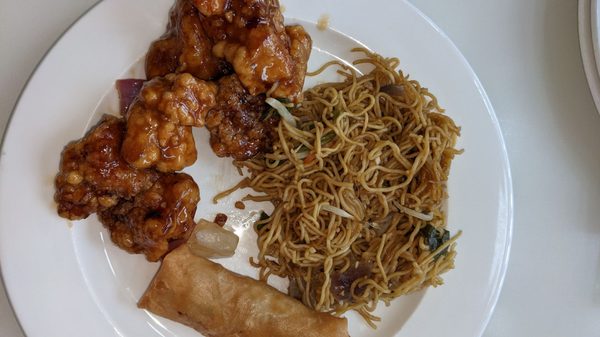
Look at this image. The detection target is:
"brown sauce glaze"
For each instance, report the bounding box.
[146,0,232,81]
[205,75,279,160]
[193,0,312,102]
[54,116,159,220]
[98,173,200,262]
[122,73,217,172]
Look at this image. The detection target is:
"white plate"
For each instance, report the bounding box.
[580,0,600,112]
[0,1,513,336]
[591,0,600,77]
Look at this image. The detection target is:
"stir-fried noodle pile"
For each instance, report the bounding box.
[218,48,462,327]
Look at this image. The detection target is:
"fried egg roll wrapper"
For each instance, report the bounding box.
[138,245,349,337]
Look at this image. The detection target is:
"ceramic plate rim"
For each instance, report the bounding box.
[579,0,600,113]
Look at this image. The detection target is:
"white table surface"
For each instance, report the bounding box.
[1,0,599,336]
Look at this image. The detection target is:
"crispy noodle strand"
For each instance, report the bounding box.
[224,48,462,327]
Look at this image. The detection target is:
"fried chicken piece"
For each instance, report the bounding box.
[211,26,292,97]
[137,73,218,127]
[98,173,200,262]
[205,75,279,160]
[146,0,231,80]
[273,25,312,100]
[194,0,286,38]
[193,0,312,102]
[122,73,217,172]
[123,108,197,173]
[54,116,159,220]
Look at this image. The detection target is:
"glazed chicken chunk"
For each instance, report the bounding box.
[146,0,231,80]
[193,0,312,102]
[276,25,312,100]
[53,0,316,264]
[98,173,200,262]
[122,73,217,172]
[54,116,159,220]
[205,74,279,160]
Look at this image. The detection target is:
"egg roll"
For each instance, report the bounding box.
[138,245,349,337]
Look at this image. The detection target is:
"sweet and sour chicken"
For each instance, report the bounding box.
[193,0,312,102]
[122,73,217,172]
[55,0,311,261]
